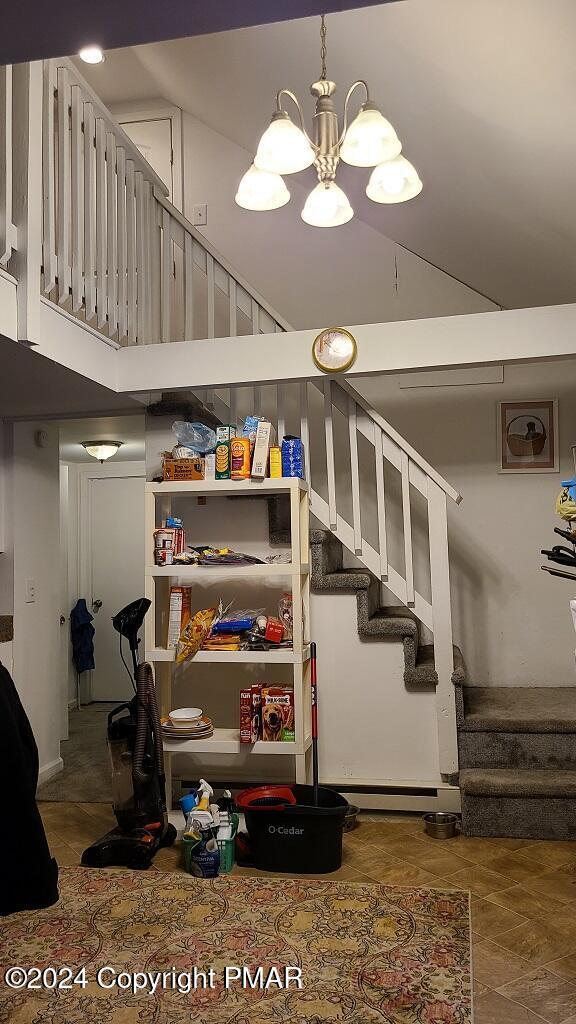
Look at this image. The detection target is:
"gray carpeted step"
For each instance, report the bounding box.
[460,767,576,839]
[461,686,576,733]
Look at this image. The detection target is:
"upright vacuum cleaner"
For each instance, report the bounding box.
[82,598,176,869]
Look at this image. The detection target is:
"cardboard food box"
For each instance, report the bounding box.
[261,686,295,742]
[251,420,276,480]
[167,587,192,649]
[163,457,204,481]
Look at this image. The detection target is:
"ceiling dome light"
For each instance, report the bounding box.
[81,440,122,463]
[235,164,290,211]
[254,112,316,175]
[340,103,401,167]
[366,155,423,203]
[301,182,353,228]
[79,46,105,65]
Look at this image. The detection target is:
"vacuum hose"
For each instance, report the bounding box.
[133,662,165,786]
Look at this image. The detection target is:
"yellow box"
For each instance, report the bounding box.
[269,447,282,478]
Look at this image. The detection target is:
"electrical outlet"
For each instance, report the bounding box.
[25,578,36,603]
[192,204,207,226]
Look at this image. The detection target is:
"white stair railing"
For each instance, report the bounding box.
[205,378,461,775]
[0,64,17,269]
[40,58,291,347]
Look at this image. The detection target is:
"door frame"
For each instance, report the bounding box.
[73,460,145,706]
[111,103,184,212]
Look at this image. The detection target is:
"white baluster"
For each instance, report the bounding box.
[116,146,127,341]
[125,159,137,344]
[41,62,57,289]
[228,277,237,337]
[149,192,160,343]
[184,231,194,339]
[348,397,362,555]
[374,423,388,582]
[56,66,71,304]
[143,180,153,343]
[83,101,96,322]
[135,170,145,343]
[324,379,337,530]
[95,118,107,330]
[251,298,260,335]
[300,382,310,483]
[106,131,118,336]
[427,477,457,774]
[401,451,415,606]
[206,252,215,338]
[70,85,83,312]
[161,206,171,343]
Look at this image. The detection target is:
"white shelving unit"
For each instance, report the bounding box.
[144,477,312,796]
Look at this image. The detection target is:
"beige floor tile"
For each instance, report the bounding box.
[362,860,445,888]
[341,840,397,872]
[545,955,576,983]
[473,979,491,998]
[373,835,472,876]
[521,842,576,869]
[474,990,552,1023]
[490,919,576,966]
[472,939,534,988]
[481,852,550,885]
[485,885,567,920]
[38,803,97,833]
[498,967,576,1024]
[471,898,528,939]
[50,843,82,866]
[443,864,514,897]
[524,872,576,906]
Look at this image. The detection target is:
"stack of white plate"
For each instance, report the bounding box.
[161,707,213,739]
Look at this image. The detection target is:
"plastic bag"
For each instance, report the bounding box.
[556,479,576,521]
[172,421,217,454]
[211,609,265,634]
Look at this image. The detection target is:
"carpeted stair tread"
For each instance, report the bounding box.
[460,767,576,798]
[363,605,419,639]
[462,686,576,733]
[321,568,373,591]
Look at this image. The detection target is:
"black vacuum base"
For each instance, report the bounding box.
[81,824,177,870]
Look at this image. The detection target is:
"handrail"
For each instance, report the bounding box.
[153,188,293,333]
[48,58,169,197]
[336,378,462,505]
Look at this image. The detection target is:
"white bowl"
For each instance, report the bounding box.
[169,707,203,730]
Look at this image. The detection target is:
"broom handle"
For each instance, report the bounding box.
[310,641,319,805]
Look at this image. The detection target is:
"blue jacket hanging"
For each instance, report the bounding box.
[70,599,95,674]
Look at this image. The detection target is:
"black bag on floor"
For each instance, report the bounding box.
[0,661,59,916]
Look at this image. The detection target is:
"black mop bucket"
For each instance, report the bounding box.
[237,784,348,874]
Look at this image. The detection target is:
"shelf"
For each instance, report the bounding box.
[162,728,312,756]
[146,563,308,578]
[146,478,308,497]
[146,646,310,664]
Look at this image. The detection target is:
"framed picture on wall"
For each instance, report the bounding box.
[497,399,558,473]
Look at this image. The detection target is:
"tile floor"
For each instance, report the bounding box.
[39,800,576,1024]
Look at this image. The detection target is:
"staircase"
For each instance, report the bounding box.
[456,683,576,839]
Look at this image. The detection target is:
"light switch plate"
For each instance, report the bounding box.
[25,578,36,603]
[192,204,207,226]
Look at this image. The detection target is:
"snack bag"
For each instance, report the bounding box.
[177,607,217,663]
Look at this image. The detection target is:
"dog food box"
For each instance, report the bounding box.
[239,687,252,744]
[261,686,295,742]
[250,684,262,743]
[251,420,276,480]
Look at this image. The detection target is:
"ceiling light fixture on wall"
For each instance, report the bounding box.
[236,15,422,227]
[81,440,122,463]
[79,45,105,65]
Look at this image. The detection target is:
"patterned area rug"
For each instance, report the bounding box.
[1,868,471,1023]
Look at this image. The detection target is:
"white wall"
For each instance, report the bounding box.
[180,111,497,331]
[355,358,576,688]
[12,421,62,780]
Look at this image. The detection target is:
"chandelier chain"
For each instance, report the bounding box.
[320,15,327,80]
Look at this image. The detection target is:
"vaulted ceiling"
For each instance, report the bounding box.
[79,0,576,311]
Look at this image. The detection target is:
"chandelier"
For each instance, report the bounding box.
[235,16,422,227]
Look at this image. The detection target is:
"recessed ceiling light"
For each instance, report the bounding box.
[81,440,122,462]
[79,46,105,65]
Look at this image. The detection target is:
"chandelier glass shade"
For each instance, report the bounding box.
[235,164,290,210]
[235,16,422,227]
[81,441,123,463]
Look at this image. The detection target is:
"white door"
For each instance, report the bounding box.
[89,475,145,701]
[120,118,174,201]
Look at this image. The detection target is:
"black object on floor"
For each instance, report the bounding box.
[0,661,59,916]
[237,784,348,874]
